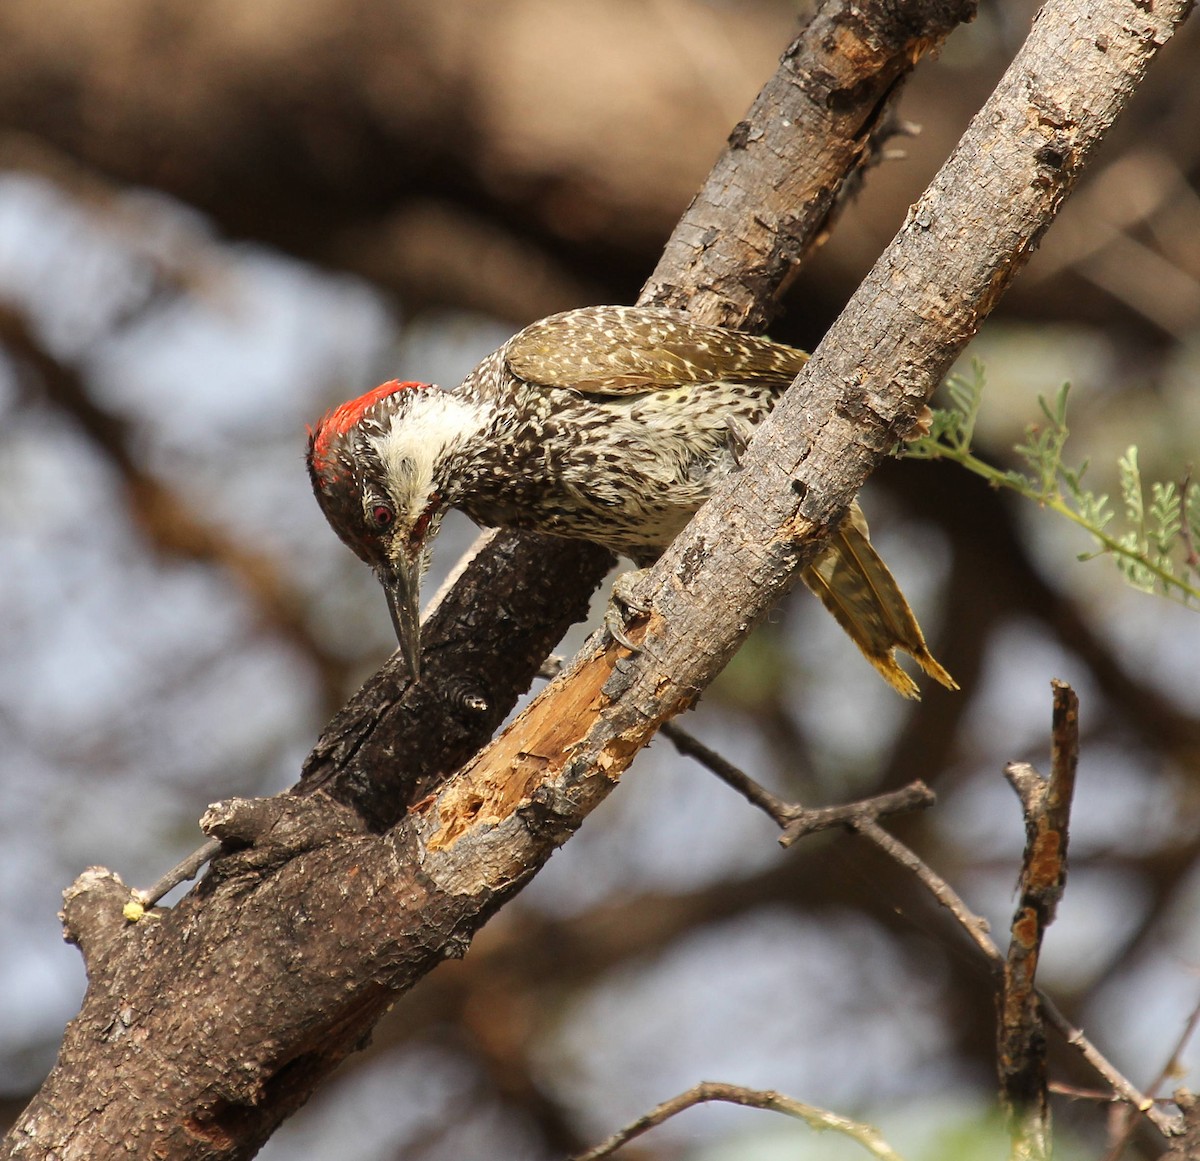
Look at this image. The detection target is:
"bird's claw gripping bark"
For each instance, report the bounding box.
[604,568,651,652]
[724,415,752,467]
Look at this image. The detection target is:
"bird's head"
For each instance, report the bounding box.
[307,379,476,677]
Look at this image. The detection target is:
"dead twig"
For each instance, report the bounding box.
[659,712,1177,1139]
[660,722,802,824]
[132,839,224,911]
[856,815,1177,1136]
[853,817,997,959]
[997,680,1080,1159]
[660,722,936,841]
[571,1080,905,1161]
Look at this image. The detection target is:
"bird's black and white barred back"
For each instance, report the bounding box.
[306,305,956,696]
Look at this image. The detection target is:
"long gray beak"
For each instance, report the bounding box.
[381,557,422,679]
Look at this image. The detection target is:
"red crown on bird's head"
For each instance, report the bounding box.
[307,380,434,482]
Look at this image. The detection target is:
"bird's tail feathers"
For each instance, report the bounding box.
[801,504,957,699]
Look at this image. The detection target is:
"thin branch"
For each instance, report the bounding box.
[1038,995,1174,1136]
[778,785,937,847]
[571,1081,906,1161]
[132,840,224,911]
[1050,1082,1123,1103]
[1101,990,1200,1161]
[853,822,1178,1138]
[853,817,998,961]
[659,722,799,823]
[663,714,1179,1139]
[660,722,936,841]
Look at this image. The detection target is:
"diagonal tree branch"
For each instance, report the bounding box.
[407,0,1190,891]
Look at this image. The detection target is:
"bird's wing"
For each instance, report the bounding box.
[503,306,808,396]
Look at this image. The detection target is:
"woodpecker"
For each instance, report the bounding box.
[307,305,956,697]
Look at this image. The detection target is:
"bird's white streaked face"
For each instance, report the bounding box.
[368,389,480,537]
[307,381,486,677]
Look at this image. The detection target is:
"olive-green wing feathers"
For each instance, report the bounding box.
[504,306,808,396]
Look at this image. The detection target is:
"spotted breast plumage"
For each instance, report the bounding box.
[307,305,956,697]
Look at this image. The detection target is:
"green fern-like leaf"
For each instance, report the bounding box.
[1150,481,1181,563]
[902,368,1200,605]
[1077,487,1113,534]
[1118,448,1145,534]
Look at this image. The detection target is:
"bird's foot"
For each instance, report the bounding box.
[605,568,651,652]
[724,416,752,467]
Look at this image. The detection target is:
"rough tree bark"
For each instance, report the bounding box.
[6,0,1192,1157]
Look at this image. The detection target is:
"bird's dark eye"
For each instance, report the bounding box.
[371,503,395,529]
